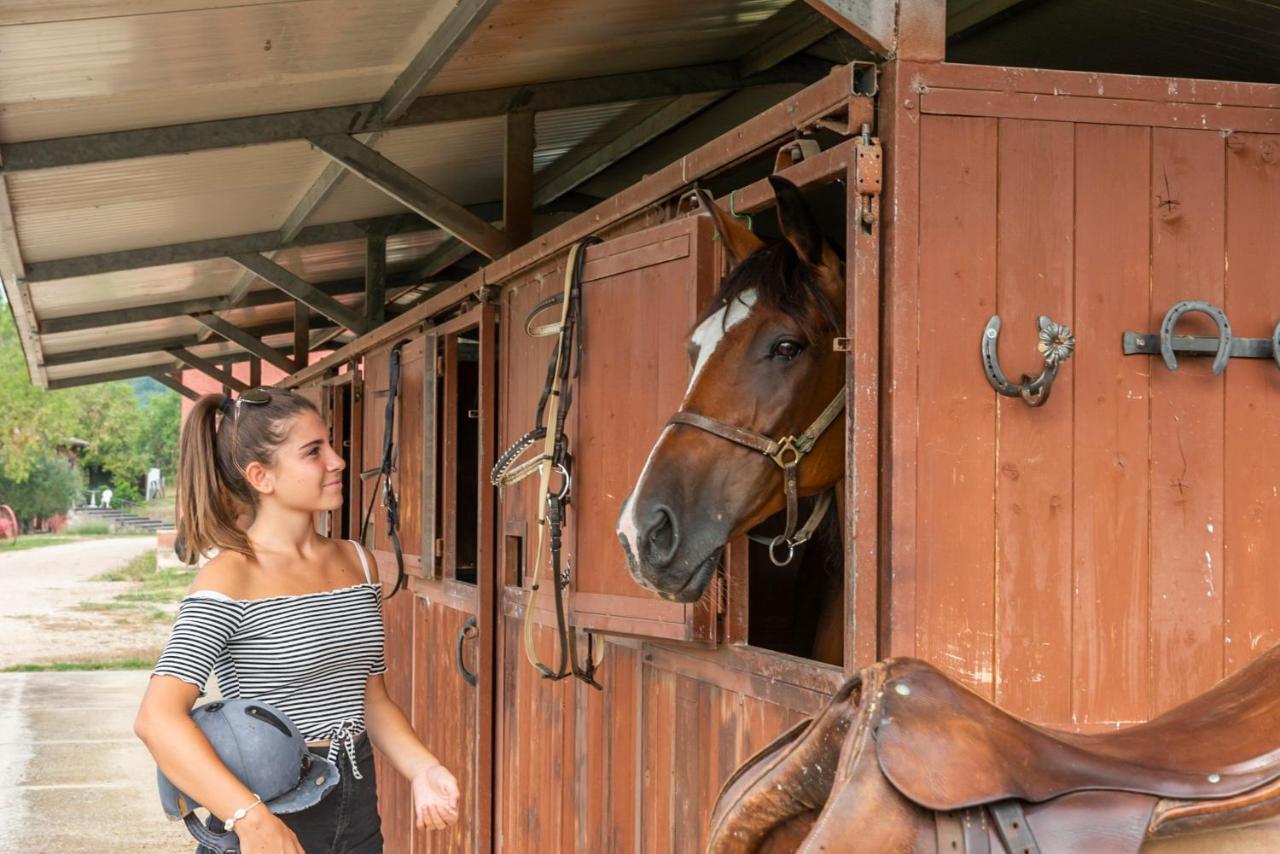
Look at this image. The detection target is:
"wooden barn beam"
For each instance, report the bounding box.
[0,154,45,385]
[48,364,181,390]
[22,213,425,284]
[37,276,381,335]
[231,253,369,335]
[533,92,724,207]
[0,59,829,172]
[277,0,501,243]
[309,134,509,259]
[192,313,298,374]
[504,112,535,248]
[152,372,202,402]
[365,233,387,329]
[42,316,333,367]
[294,302,310,370]
[248,358,262,388]
[378,0,503,125]
[804,0,943,60]
[739,1,838,77]
[167,348,250,393]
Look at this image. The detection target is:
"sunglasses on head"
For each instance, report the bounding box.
[234,387,272,418]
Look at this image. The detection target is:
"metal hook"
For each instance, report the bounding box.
[1160,300,1232,376]
[982,315,1076,408]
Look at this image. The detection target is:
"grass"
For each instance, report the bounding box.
[92,551,193,605]
[0,531,153,553]
[2,658,155,672]
[66,521,111,535]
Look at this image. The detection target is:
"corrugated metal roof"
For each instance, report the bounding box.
[423,0,790,95]
[0,0,457,142]
[1,0,810,387]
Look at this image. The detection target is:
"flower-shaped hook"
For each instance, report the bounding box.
[982,315,1076,408]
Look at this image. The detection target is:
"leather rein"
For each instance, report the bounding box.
[667,387,845,566]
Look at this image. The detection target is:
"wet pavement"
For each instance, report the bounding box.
[0,670,193,853]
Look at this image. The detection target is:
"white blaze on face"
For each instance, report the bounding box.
[617,290,758,559]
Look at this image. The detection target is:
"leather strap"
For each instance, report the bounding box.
[989,801,1040,854]
[359,340,409,598]
[668,387,845,565]
[935,808,992,854]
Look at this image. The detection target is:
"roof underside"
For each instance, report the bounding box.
[3,0,1276,389]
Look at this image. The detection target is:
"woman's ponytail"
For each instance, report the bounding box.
[176,394,252,563]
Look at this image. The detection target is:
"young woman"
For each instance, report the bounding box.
[135,388,459,853]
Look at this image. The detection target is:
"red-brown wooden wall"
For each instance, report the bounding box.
[881,62,1280,730]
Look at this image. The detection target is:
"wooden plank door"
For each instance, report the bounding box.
[408,305,497,854]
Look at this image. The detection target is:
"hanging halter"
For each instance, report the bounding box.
[667,387,845,566]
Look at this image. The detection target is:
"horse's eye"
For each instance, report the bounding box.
[770,339,805,361]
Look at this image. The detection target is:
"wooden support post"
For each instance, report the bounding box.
[366,233,387,329]
[503,112,535,248]
[249,357,262,389]
[294,302,310,371]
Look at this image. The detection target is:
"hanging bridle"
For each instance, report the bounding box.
[491,237,604,689]
[667,387,845,566]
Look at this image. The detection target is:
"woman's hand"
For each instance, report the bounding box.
[411,763,460,831]
[233,808,305,854]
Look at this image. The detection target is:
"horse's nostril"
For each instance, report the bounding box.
[642,506,679,568]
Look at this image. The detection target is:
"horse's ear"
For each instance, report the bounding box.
[768,175,824,267]
[696,188,764,268]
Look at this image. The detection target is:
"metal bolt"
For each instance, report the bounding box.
[894,683,911,696]
[986,328,998,339]
[316,776,326,785]
[1207,773,1221,784]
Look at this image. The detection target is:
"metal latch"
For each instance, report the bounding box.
[855,124,882,227]
[773,138,821,173]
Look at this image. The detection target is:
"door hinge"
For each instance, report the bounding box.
[855,124,882,227]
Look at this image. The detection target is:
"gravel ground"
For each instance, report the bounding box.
[0,537,176,669]
[0,538,195,851]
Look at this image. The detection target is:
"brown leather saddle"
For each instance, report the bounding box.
[708,646,1280,852]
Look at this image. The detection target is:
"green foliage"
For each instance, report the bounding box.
[0,306,181,499]
[0,452,83,523]
[1,658,154,672]
[66,521,111,535]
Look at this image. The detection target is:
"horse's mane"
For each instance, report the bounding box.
[699,240,841,345]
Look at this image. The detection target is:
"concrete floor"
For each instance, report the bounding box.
[0,670,194,853]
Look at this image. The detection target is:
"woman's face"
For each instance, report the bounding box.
[252,409,346,514]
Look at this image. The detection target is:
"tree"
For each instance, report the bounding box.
[0,303,80,481]
[0,452,83,524]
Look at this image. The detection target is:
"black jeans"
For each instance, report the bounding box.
[197,734,383,854]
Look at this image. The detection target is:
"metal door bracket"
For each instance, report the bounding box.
[855,125,882,227]
[1124,300,1280,374]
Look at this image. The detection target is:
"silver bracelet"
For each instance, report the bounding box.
[223,793,263,832]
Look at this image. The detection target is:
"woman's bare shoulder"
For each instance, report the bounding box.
[186,551,253,599]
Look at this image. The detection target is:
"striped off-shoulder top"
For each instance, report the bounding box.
[152,539,386,777]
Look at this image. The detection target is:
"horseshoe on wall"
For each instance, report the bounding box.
[1160,300,1232,376]
[982,315,1076,408]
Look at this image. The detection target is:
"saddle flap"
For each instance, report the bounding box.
[873,659,1280,811]
[707,676,860,850]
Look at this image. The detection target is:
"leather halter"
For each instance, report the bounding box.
[667,387,845,566]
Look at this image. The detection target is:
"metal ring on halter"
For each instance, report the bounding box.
[549,463,571,502]
[768,535,796,567]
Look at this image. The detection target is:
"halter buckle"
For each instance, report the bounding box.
[768,535,797,567]
[770,436,804,468]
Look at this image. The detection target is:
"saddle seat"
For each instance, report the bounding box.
[875,644,1280,812]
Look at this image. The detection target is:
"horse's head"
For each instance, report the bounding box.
[617,176,846,602]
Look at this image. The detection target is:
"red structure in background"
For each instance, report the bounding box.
[177,357,331,422]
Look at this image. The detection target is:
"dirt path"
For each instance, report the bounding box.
[0,537,175,668]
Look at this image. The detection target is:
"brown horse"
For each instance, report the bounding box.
[616,176,846,664]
